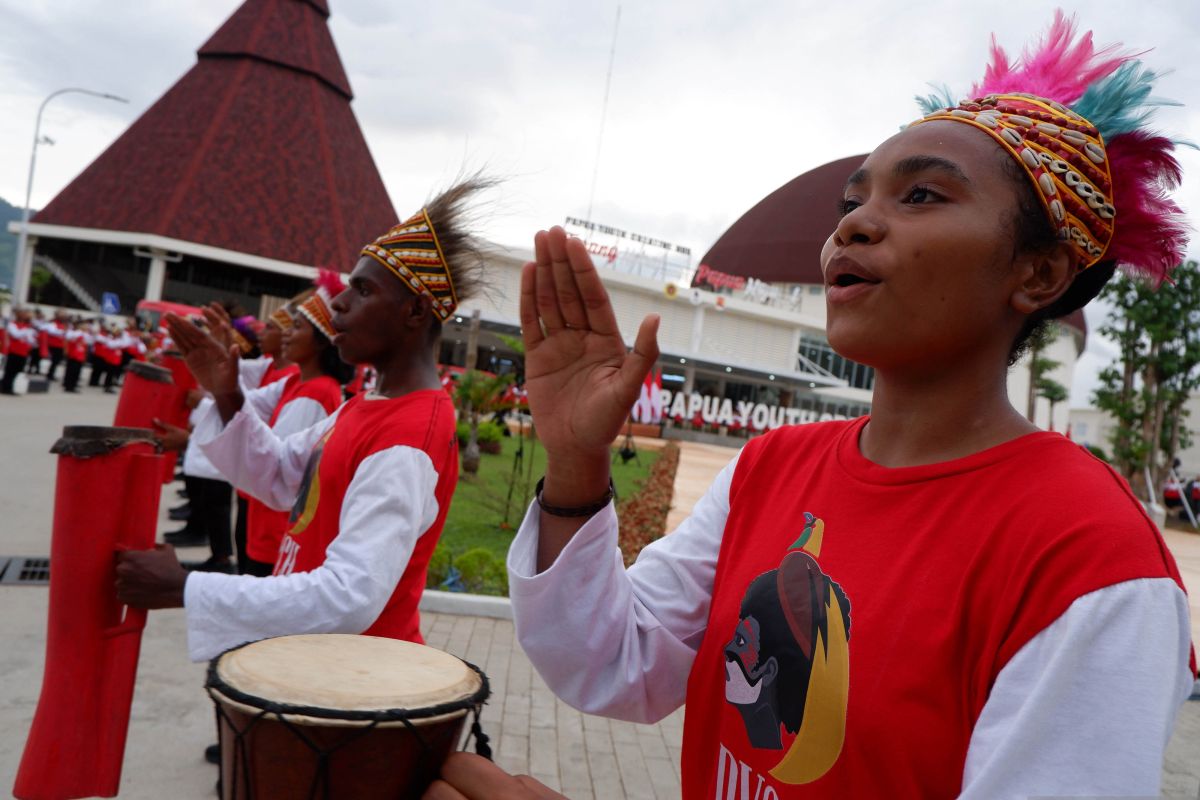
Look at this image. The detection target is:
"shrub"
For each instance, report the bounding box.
[453,547,509,596]
[616,443,680,566]
[426,543,452,587]
[456,420,505,446]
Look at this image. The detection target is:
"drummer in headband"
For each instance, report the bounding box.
[116,178,493,661]
[426,15,1195,800]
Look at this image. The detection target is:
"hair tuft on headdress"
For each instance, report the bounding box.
[972,10,1135,105]
[1104,131,1188,282]
[313,268,346,300]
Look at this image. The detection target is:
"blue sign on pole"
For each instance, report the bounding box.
[101,292,121,315]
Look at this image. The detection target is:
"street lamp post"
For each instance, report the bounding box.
[12,88,128,306]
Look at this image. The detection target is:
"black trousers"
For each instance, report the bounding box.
[26,352,41,374]
[1,353,28,394]
[88,354,104,386]
[234,495,274,576]
[63,359,83,391]
[47,346,64,381]
[186,475,234,560]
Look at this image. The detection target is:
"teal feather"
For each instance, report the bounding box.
[914,84,956,115]
[1071,61,1180,139]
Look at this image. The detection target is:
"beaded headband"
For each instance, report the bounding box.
[297,270,344,341]
[912,12,1188,283]
[268,306,294,330]
[360,209,458,322]
[911,94,1114,269]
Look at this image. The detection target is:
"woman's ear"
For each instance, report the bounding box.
[1011,242,1075,315]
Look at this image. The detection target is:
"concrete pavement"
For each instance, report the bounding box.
[1,386,1198,797]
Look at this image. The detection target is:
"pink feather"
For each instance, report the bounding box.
[313,268,346,298]
[1104,131,1189,284]
[972,10,1136,105]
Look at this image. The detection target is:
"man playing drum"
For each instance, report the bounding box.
[115,179,491,661]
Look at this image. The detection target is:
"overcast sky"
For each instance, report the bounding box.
[1,0,1197,407]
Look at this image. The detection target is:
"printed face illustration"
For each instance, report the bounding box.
[725,615,779,705]
[722,531,852,768]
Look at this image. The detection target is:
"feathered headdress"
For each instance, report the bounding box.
[912,11,1188,284]
[297,269,344,340]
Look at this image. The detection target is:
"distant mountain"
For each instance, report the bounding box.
[0,197,26,291]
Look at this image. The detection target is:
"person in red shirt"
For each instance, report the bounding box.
[1,308,38,395]
[429,17,1195,800]
[115,178,490,661]
[236,276,354,576]
[62,317,88,393]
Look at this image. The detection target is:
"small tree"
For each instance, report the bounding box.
[456,369,514,474]
[28,265,52,303]
[1092,260,1200,497]
[1036,378,1068,431]
[1025,324,1060,422]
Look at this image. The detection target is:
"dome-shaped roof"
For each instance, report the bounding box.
[700,154,1085,338]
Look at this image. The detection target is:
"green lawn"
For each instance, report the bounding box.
[439,431,658,561]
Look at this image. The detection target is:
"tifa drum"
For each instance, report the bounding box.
[207,634,491,799]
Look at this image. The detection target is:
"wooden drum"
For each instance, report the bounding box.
[207,634,491,799]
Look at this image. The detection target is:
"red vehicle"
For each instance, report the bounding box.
[135,300,203,331]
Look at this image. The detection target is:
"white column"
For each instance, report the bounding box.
[13,236,36,306]
[689,305,705,354]
[144,250,167,302]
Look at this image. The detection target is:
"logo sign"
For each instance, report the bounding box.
[564,216,692,284]
[101,292,121,315]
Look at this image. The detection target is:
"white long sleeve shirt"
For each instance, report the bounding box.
[183,398,443,661]
[508,449,1193,797]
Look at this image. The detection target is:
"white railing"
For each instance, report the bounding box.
[33,254,101,312]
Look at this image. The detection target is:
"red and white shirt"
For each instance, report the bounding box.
[509,418,1194,798]
[4,321,37,357]
[241,373,344,562]
[185,389,458,660]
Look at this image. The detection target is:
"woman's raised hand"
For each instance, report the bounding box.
[163,311,240,398]
[201,302,236,352]
[520,227,659,503]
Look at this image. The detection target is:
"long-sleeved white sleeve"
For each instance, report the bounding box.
[238,356,272,391]
[272,397,332,438]
[509,457,1194,790]
[194,403,338,510]
[959,577,1192,798]
[182,444,441,661]
[507,453,741,723]
[238,376,287,423]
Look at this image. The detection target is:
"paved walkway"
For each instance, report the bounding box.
[0,387,1198,797]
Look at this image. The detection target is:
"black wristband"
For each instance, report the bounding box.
[535,477,614,518]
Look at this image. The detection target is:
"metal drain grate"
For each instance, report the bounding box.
[0,557,51,585]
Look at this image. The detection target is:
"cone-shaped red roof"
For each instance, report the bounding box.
[33,0,396,270]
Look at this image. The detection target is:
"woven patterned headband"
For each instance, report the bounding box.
[361,209,458,322]
[268,306,294,330]
[911,93,1114,269]
[297,270,344,341]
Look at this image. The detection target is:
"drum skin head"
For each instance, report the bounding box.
[216,634,482,715]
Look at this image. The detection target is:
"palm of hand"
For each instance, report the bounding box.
[185,338,236,394]
[525,330,634,453]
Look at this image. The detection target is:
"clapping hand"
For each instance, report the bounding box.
[519,227,659,503]
[164,307,240,399]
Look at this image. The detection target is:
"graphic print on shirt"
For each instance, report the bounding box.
[724,512,851,785]
[274,428,334,575]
